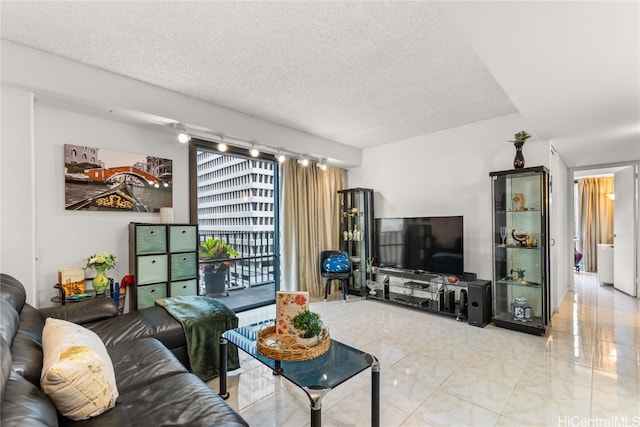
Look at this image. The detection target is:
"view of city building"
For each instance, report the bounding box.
[196,149,277,291]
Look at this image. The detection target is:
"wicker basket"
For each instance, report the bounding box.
[257,325,330,361]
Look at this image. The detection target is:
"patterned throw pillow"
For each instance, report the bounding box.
[41,318,118,421]
[323,252,351,273]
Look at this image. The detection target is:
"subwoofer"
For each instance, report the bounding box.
[467,280,491,327]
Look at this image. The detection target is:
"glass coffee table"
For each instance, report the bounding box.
[219,320,380,427]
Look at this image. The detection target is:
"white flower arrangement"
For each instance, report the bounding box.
[85,252,116,271]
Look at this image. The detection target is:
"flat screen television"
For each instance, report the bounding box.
[374,216,464,275]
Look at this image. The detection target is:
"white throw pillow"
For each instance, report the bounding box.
[41,318,119,420]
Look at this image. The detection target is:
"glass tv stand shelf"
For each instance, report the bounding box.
[371,268,468,320]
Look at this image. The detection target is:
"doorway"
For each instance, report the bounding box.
[570,162,638,298]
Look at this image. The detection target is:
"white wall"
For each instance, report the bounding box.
[348,113,550,282]
[549,146,571,313]
[1,86,37,301]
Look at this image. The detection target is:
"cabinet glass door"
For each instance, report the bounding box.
[338,188,374,296]
[491,167,550,335]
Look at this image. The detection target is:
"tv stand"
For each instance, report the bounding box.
[367,268,469,320]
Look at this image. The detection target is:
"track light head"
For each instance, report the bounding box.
[250,147,260,157]
[277,154,286,163]
[298,158,309,166]
[178,132,190,143]
[218,143,228,152]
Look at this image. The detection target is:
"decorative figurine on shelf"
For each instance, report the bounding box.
[512,193,526,211]
[511,268,526,283]
[512,297,528,321]
[512,229,528,246]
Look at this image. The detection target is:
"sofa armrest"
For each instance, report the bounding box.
[39,297,118,324]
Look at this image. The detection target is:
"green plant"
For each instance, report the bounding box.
[510,130,531,144]
[85,252,116,271]
[199,237,239,273]
[291,310,323,338]
[199,237,239,259]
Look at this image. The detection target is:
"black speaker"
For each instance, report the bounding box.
[439,289,455,313]
[467,280,491,327]
[457,289,468,321]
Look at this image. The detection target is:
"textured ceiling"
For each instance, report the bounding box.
[0,1,517,148]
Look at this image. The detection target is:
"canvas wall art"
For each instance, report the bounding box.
[64,144,172,212]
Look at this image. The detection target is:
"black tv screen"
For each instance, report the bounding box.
[374,216,464,275]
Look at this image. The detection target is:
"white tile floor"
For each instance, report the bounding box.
[208,273,640,426]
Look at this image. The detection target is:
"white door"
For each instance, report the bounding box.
[613,166,637,296]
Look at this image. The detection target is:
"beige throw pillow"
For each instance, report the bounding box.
[41,318,118,420]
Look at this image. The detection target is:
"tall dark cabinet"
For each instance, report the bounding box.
[490,166,550,335]
[338,188,374,296]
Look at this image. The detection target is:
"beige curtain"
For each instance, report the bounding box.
[578,177,614,272]
[281,160,345,297]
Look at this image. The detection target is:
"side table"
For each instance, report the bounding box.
[51,279,114,305]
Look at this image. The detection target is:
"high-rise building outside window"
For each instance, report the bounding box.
[194,145,279,308]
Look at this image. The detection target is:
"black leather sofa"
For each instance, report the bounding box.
[0,273,248,426]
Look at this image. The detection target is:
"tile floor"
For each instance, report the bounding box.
[208,273,640,426]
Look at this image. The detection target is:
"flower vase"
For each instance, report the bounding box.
[92,266,109,295]
[513,141,525,169]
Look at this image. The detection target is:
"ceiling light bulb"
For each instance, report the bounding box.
[250,148,260,157]
[218,143,228,152]
[277,154,286,163]
[178,132,190,143]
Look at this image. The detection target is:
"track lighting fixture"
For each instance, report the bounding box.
[169,123,331,168]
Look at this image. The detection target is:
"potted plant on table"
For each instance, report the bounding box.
[291,310,325,347]
[199,237,240,295]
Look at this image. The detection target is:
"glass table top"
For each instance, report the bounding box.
[223,320,374,390]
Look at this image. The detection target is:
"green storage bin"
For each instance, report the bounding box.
[170,252,197,280]
[136,283,168,310]
[170,279,198,297]
[135,225,167,254]
[137,254,168,285]
[169,225,197,252]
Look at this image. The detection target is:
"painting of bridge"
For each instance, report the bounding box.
[64,144,172,212]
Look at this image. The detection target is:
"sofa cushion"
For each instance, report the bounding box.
[0,299,19,345]
[61,372,249,427]
[41,318,119,421]
[0,273,27,312]
[107,337,187,394]
[1,371,58,427]
[11,304,45,385]
[87,306,186,350]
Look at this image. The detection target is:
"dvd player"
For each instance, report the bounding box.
[390,294,431,308]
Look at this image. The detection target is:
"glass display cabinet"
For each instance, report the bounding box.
[490,166,550,335]
[338,188,374,296]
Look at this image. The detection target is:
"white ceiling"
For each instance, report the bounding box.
[1,1,638,167]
